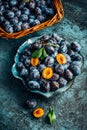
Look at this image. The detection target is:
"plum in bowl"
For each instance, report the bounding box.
[12,33,83,98]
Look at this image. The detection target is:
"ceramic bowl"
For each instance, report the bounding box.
[12,36,83,98]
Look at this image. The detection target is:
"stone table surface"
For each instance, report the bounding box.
[0,0,87,130]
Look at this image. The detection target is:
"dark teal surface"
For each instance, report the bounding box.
[0,0,87,130]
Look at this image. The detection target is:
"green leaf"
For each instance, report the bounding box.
[23,0,30,2]
[40,48,47,60]
[43,48,47,58]
[47,43,59,48]
[47,107,56,124]
[31,48,43,58]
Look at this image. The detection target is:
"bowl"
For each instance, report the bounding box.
[12,35,83,98]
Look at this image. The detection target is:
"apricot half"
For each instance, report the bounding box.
[56,53,66,64]
[42,67,53,79]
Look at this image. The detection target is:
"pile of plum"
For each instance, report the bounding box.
[16,33,82,93]
[0,0,55,33]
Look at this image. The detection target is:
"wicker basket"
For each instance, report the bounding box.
[0,0,64,39]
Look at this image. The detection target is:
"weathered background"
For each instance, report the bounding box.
[0,0,87,130]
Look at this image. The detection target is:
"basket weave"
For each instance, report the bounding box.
[0,0,64,39]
